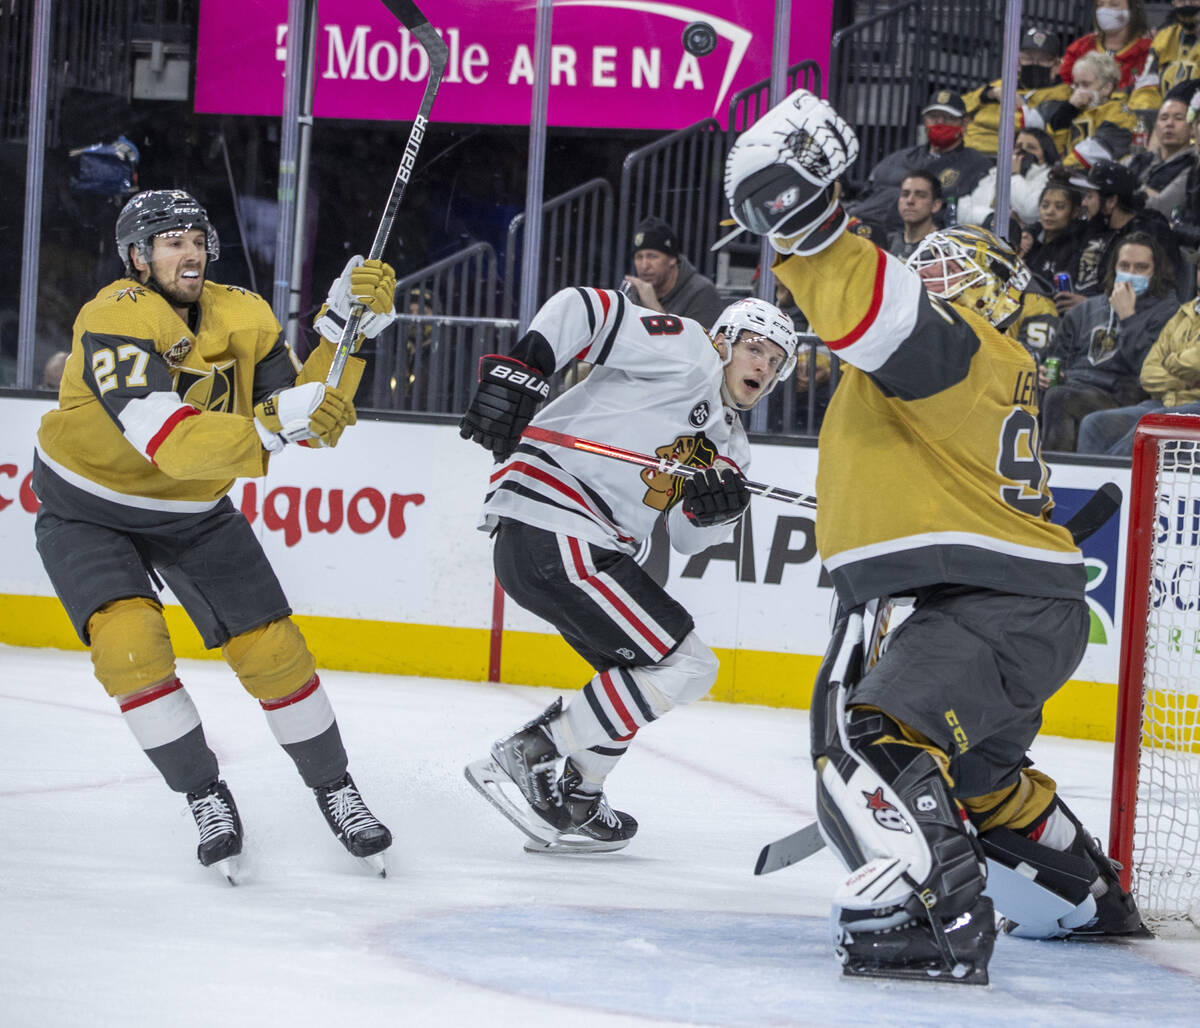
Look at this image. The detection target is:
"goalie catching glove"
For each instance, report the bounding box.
[681,460,749,527]
[254,382,355,451]
[314,255,397,351]
[459,354,551,461]
[724,88,859,256]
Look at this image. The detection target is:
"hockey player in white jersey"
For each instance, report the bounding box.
[459,288,797,852]
[724,89,1144,984]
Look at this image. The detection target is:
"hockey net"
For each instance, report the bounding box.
[1110,412,1200,930]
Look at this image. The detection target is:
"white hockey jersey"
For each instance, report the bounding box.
[480,287,750,555]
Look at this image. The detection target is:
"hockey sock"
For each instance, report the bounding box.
[551,666,658,754]
[565,742,631,794]
[117,678,219,793]
[260,675,348,788]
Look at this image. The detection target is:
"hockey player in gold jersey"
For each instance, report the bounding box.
[33,189,396,881]
[725,91,1145,982]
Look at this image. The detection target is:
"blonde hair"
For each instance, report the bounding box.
[1073,51,1121,92]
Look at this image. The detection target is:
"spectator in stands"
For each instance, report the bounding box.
[39,350,68,393]
[1127,84,1199,217]
[622,216,723,329]
[964,26,1069,156]
[1059,0,1153,94]
[1038,51,1139,169]
[846,89,992,234]
[887,171,944,260]
[959,128,1058,227]
[1040,232,1178,451]
[1135,0,1200,108]
[1078,256,1200,454]
[1023,180,1087,292]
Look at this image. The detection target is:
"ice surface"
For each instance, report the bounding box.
[2,644,1198,1026]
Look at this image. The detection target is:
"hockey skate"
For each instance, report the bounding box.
[522,759,638,855]
[464,699,569,848]
[313,772,392,877]
[186,779,243,885]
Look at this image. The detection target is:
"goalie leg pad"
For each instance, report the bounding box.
[88,597,177,698]
[222,617,317,700]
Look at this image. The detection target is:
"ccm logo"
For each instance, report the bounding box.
[488,365,550,397]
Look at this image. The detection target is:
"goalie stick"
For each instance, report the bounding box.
[521,426,817,510]
[326,0,449,388]
[753,482,1125,876]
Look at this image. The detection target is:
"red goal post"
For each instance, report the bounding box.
[1110,411,1200,930]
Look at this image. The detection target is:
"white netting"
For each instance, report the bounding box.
[1133,437,1200,927]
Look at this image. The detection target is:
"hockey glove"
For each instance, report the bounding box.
[681,462,750,527]
[724,88,859,256]
[254,382,355,451]
[459,354,551,461]
[314,256,398,351]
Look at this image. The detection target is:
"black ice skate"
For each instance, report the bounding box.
[1063,832,1150,939]
[186,779,243,885]
[464,698,570,846]
[314,772,392,877]
[522,759,638,855]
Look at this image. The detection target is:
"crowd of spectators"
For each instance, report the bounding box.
[816,0,1200,455]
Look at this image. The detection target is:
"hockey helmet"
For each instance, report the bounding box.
[905,224,1030,331]
[710,296,798,408]
[115,189,219,275]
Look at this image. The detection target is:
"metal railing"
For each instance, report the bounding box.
[502,178,614,318]
[614,118,728,286]
[366,243,517,413]
[726,60,824,135]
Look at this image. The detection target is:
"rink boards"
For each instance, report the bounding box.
[0,396,1131,741]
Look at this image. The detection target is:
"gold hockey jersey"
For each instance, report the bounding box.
[37,278,362,512]
[774,234,1084,607]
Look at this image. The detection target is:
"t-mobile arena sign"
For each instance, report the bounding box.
[195,0,833,130]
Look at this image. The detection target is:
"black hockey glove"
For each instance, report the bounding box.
[459,354,551,461]
[681,465,750,527]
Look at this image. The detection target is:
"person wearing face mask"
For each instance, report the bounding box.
[1077,255,1200,454]
[1126,83,1199,217]
[1133,0,1200,111]
[1039,233,1178,451]
[1060,1,1153,94]
[844,89,992,234]
[959,128,1059,227]
[964,26,1069,157]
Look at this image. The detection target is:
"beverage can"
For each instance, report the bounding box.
[1043,357,1062,387]
[1054,272,1072,294]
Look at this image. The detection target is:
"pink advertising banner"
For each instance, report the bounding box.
[195,0,833,130]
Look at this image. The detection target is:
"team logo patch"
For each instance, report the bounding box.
[616,647,636,662]
[224,284,248,295]
[175,359,237,413]
[109,285,147,303]
[640,431,718,512]
[863,787,913,834]
[689,401,711,428]
[162,336,192,369]
[765,186,799,214]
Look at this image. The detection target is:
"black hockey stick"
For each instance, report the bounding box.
[326,0,449,388]
[753,483,1125,876]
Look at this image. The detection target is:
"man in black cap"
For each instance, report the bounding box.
[846,89,993,234]
[964,25,1069,155]
[622,215,723,329]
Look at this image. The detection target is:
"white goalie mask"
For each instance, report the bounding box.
[710,297,799,410]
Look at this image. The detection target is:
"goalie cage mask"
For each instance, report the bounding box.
[116,189,220,276]
[905,224,1030,331]
[710,297,799,409]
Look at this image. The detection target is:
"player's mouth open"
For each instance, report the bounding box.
[743,377,761,391]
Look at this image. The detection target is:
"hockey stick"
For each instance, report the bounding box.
[753,483,1125,876]
[326,0,449,388]
[521,426,818,510]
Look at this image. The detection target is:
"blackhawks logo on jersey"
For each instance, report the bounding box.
[175,359,237,413]
[641,431,718,512]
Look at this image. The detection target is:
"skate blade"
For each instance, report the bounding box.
[357,852,388,878]
[464,757,560,846]
[210,855,240,886]
[840,959,988,986]
[523,835,630,855]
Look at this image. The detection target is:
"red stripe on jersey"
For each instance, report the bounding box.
[259,674,321,711]
[824,246,887,351]
[492,461,635,543]
[145,405,199,463]
[600,669,640,735]
[567,538,669,657]
[595,288,611,322]
[119,677,183,713]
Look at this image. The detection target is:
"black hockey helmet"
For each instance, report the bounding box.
[115,189,219,275]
